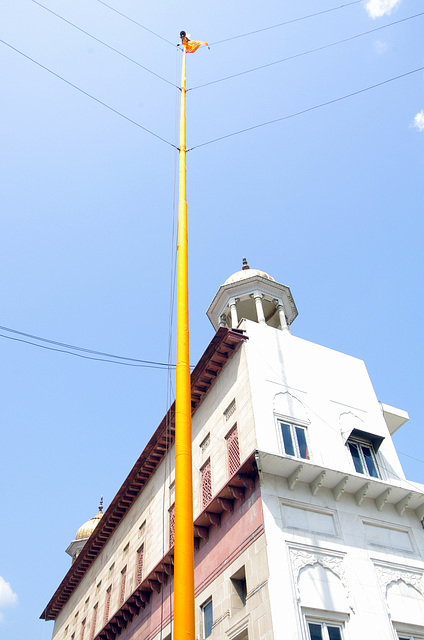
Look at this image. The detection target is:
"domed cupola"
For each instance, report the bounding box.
[66,498,104,563]
[207,258,298,331]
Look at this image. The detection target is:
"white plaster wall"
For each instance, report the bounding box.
[242,319,406,482]
[261,471,424,640]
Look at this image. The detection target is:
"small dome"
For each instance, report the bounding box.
[224,258,275,285]
[75,498,103,541]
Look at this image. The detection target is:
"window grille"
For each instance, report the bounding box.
[138,520,146,537]
[200,433,210,452]
[136,544,144,586]
[89,605,98,640]
[119,567,127,607]
[104,587,112,624]
[169,504,175,548]
[201,459,212,508]
[226,425,240,477]
[224,399,236,421]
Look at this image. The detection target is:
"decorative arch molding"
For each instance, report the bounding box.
[374,563,424,598]
[274,391,309,424]
[289,547,354,612]
[339,411,366,441]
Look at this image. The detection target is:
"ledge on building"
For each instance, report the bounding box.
[380,402,409,435]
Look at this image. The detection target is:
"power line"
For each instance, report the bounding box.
[96,0,175,48]
[398,451,424,466]
[32,0,179,89]
[189,11,424,91]
[0,37,178,150]
[210,0,362,46]
[189,66,424,151]
[0,332,173,369]
[0,324,172,367]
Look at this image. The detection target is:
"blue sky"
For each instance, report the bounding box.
[0,0,423,637]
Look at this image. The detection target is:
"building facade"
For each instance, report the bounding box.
[42,263,424,640]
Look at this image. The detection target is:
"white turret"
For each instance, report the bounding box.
[207,258,298,331]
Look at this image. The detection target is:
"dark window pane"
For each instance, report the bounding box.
[328,626,342,640]
[295,427,309,459]
[362,446,378,478]
[348,442,364,473]
[203,601,213,638]
[308,623,323,640]
[281,423,295,456]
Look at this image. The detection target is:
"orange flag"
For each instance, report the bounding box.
[185,40,208,53]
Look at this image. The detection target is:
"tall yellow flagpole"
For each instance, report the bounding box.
[174,31,194,640]
[174,31,208,640]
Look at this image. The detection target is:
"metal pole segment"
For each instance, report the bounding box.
[174,39,195,640]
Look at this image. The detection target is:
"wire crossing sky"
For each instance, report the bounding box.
[0,1,423,638]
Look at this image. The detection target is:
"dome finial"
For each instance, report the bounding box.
[99,496,103,513]
[242,257,249,270]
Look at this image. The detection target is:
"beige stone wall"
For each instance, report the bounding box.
[52,452,175,640]
[52,343,258,640]
[193,532,273,640]
[192,345,257,518]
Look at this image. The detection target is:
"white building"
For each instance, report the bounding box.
[42,262,424,640]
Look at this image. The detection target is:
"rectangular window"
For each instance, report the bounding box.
[80,619,86,640]
[230,566,247,609]
[224,398,236,421]
[169,503,175,548]
[307,621,343,640]
[104,586,112,624]
[200,432,211,452]
[201,459,212,508]
[136,544,144,586]
[347,439,379,477]
[280,421,309,459]
[226,424,240,477]
[201,598,213,638]
[119,566,127,607]
[89,604,98,640]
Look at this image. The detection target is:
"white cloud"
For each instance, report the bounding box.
[365,0,402,18]
[0,577,17,620]
[413,110,424,132]
[373,39,389,54]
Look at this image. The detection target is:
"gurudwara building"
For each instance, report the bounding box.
[42,262,424,640]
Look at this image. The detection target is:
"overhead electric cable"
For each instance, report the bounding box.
[210,0,361,45]
[96,0,175,48]
[189,11,424,91]
[0,324,173,367]
[398,451,424,466]
[0,332,172,369]
[0,38,177,149]
[189,66,424,151]
[32,0,179,89]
